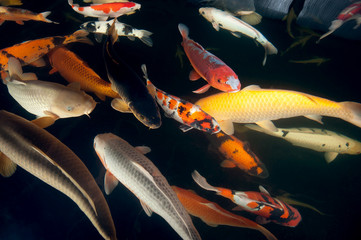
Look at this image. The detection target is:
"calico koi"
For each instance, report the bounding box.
[192,170,302,227]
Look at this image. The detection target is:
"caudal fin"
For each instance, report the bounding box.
[191,170,220,193]
[178,23,189,39]
[340,101,361,129]
[39,11,59,24]
[139,30,153,47]
[66,29,93,45]
[262,42,278,66]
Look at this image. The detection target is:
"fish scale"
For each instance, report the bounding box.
[94,134,201,240]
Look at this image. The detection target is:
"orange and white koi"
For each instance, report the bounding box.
[172,186,278,240]
[318,1,361,42]
[0,6,57,25]
[178,23,240,94]
[0,29,92,71]
[142,64,220,134]
[192,171,302,227]
[207,132,268,178]
[68,0,141,21]
[48,47,119,101]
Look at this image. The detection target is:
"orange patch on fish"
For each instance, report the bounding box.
[90,2,136,13]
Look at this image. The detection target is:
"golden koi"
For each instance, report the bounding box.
[0,6,57,25]
[195,85,361,135]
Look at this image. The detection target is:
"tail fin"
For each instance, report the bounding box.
[141,64,156,97]
[107,19,119,45]
[39,11,59,24]
[66,29,93,45]
[139,30,153,47]
[178,23,189,39]
[340,101,361,129]
[191,170,220,193]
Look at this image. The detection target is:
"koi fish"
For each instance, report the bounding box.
[48,47,119,101]
[4,57,96,127]
[0,29,92,71]
[68,0,141,21]
[276,193,326,216]
[192,170,302,227]
[0,0,22,6]
[93,133,202,240]
[245,124,361,163]
[0,6,57,25]
[199,7,277,66]
[84,0,129,3]
[178,23,240,94]
[142,64,220,134]
[206,131,268,178]
[103,19,161,129]
[318,1,361,42]
[282,0,306,39]
[0,110,117,240]
[195,84,361,135]
[172,186,278,240]
[80,19,153,46]
[289,57,330,66]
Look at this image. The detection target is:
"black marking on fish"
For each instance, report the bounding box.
[178,105,186,115]
[1,50,26,65]
[52,36,65,46]
[82,22,96,32]
[282,130,289,137]
[232,149,238,154]
[322,144,326,147]
[122,24,133,35]
[310,128,315,132]
[338,145,341,148]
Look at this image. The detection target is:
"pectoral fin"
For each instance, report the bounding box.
[189,69,201,81]
[135,146,151,154]
[179,125,193,132]
[259,185,270,195]
[49,67,58,75]
[67,82,81,90]
[231,32,242,38]
[31,116,56,128]
[212,21,220,31]
[140,200,153,217]
[193,84,211,94]
[29,58,46,67]
[255,120,278,132]
[218,120,234,135]
[95,92,106,101]
[220,160,236,168]
[324,152,338,163]
[305,115,323,124]
[0,152,17,177]
[111,98,132,113]
[104,170,119,195]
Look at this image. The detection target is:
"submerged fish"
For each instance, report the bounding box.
[282,0,306,38]
[68,0,141,21]
[80,19,153,46]
[289,57,330,66]
[192,171,302,227]
[318,1,361,42]
[207,131,268,178]
[48,47,119,101]
[0,110,116,240]
[245,124,361,163]
[172,186,278,240]
[142,64,220,134]
[195,85,361,135]
[199,7,277,66]
[0,0,22,6]
[0,6,57,25]
[103,20,161,129]
[4,57,96,126]
[0,29,92,71]
[178,23,240,94]
[94,133,202,240]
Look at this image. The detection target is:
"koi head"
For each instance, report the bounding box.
[52,90,96,118]
[129,101,162,129]
[199,7,214,22]
[210,68,241,93]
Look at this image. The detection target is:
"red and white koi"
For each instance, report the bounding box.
[68,0,141,21]
[178,23,241,94]
[192,170,302,227]
[318,1,361,42]
[142,65,220,134]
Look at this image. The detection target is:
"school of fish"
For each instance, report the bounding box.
[0,0,360,240]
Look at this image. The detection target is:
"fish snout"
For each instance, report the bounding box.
[225,75,241,92]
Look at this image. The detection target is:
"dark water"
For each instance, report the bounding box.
[1,0,361,239]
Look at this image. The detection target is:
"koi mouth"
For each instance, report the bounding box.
[225,76,240,91]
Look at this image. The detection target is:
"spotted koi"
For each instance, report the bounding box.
[142,64,220,134]
[68,0,141,21]
[192,170,302,227]
[178,23,240,94]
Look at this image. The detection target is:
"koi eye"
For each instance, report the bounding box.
[201,11,205,15]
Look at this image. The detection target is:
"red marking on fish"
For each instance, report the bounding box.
[337,1,361,21]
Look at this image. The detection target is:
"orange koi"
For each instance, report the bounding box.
[0,6,57,25]
[48,47,119,100]
[192,171,302,227]
[68,0,140,21]
[172,186,278,240]
[0,29,92,71]
[178,23,240,94]
[207,132,268,178]
[142,65,220,134]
